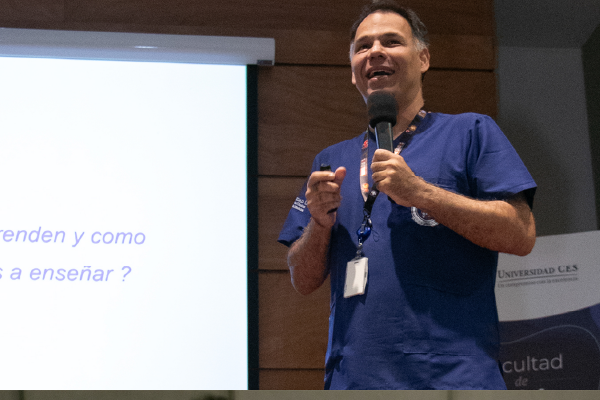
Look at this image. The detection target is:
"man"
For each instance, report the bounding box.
[278,0,536,390]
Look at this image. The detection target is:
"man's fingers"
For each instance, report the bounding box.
[333,166,347,186]
[372,149,394,163]
[313,190,341,206]
[305,167,345,220]
[307,170,335,187]
[315,180,342,194]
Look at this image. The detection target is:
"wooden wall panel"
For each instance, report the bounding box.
[257,65,365,177]
[259,369,325,390]
[428,34,495,71]
[0,0,63,21]
[61,0,493,36]
[424,70,497,117]
[259,177,306,271]
[259,67,497,177]
[258,272,329,369]
[63,0,363,31]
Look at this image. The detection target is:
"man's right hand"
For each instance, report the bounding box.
[305,166,347,228]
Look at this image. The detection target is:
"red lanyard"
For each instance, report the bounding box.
[360,109,427,202]
[355,110,427,256]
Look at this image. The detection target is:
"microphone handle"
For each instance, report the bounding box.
[373,122,397,204]
[375,121,394,152]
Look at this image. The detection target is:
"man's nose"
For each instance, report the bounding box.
[368,41,385,58]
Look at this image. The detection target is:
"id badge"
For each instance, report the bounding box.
[344,257,368,298]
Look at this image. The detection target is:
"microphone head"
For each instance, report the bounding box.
[367,91,398,127]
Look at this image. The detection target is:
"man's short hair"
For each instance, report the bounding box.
[349,0,429,54]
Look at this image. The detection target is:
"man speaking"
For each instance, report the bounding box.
[278,0,536,389]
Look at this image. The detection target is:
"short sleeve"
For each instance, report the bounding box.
[277,178,311,247]
[467,116,536,207]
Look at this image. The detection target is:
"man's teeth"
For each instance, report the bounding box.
[370,71,392,78]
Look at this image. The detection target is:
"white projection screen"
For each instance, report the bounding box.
[0,28,273,389]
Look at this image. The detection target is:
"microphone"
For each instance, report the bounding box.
[366,91,399,207]
[367,91,398,152]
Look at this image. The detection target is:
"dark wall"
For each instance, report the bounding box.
[583,24,600,230]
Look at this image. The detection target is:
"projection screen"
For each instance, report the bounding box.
[0,28,273,390]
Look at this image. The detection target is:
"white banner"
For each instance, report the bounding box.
[497,230,600,322]
[496,230,600,389]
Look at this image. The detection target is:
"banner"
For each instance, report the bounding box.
[496,230,600,389]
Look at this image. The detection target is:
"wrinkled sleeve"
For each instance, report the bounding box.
[467,116,536,208]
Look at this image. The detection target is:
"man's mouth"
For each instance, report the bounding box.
[367,70,394,79]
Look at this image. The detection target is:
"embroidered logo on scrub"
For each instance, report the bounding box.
[292,197,307,212]
[411,207,439,227]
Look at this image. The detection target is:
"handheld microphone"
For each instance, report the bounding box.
[367,91,398,152]
[366,91,399,205]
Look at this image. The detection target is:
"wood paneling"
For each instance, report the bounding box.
[61,0,493,36]
[63,0,363,31]
[258,66,497,177]
[0,0,63,21]
[424,70,497,117]
[259,272,329,369]
[257,65,365,177]
[259,177,306,271]
[259,369,325,390]
[428,34,495,71]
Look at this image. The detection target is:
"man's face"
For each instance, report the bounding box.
[351,11,430,107]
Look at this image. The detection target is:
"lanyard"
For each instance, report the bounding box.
[355,110,427,258]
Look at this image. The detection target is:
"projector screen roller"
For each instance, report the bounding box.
[0,56,249,389]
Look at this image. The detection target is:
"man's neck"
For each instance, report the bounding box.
[392,97,425,139]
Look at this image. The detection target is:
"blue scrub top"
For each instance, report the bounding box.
[279,112,536,389]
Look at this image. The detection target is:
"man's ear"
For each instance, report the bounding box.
[351,69,357,85]
[419,47,430,73]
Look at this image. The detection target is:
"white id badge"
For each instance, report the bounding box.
[344,257,368,298]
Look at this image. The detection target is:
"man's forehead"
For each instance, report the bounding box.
[354,11,412,41]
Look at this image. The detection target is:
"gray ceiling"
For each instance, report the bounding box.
[495,0,600,48]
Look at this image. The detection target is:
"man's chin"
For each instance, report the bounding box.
[368,79,396,91]
[367,86,396,98]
